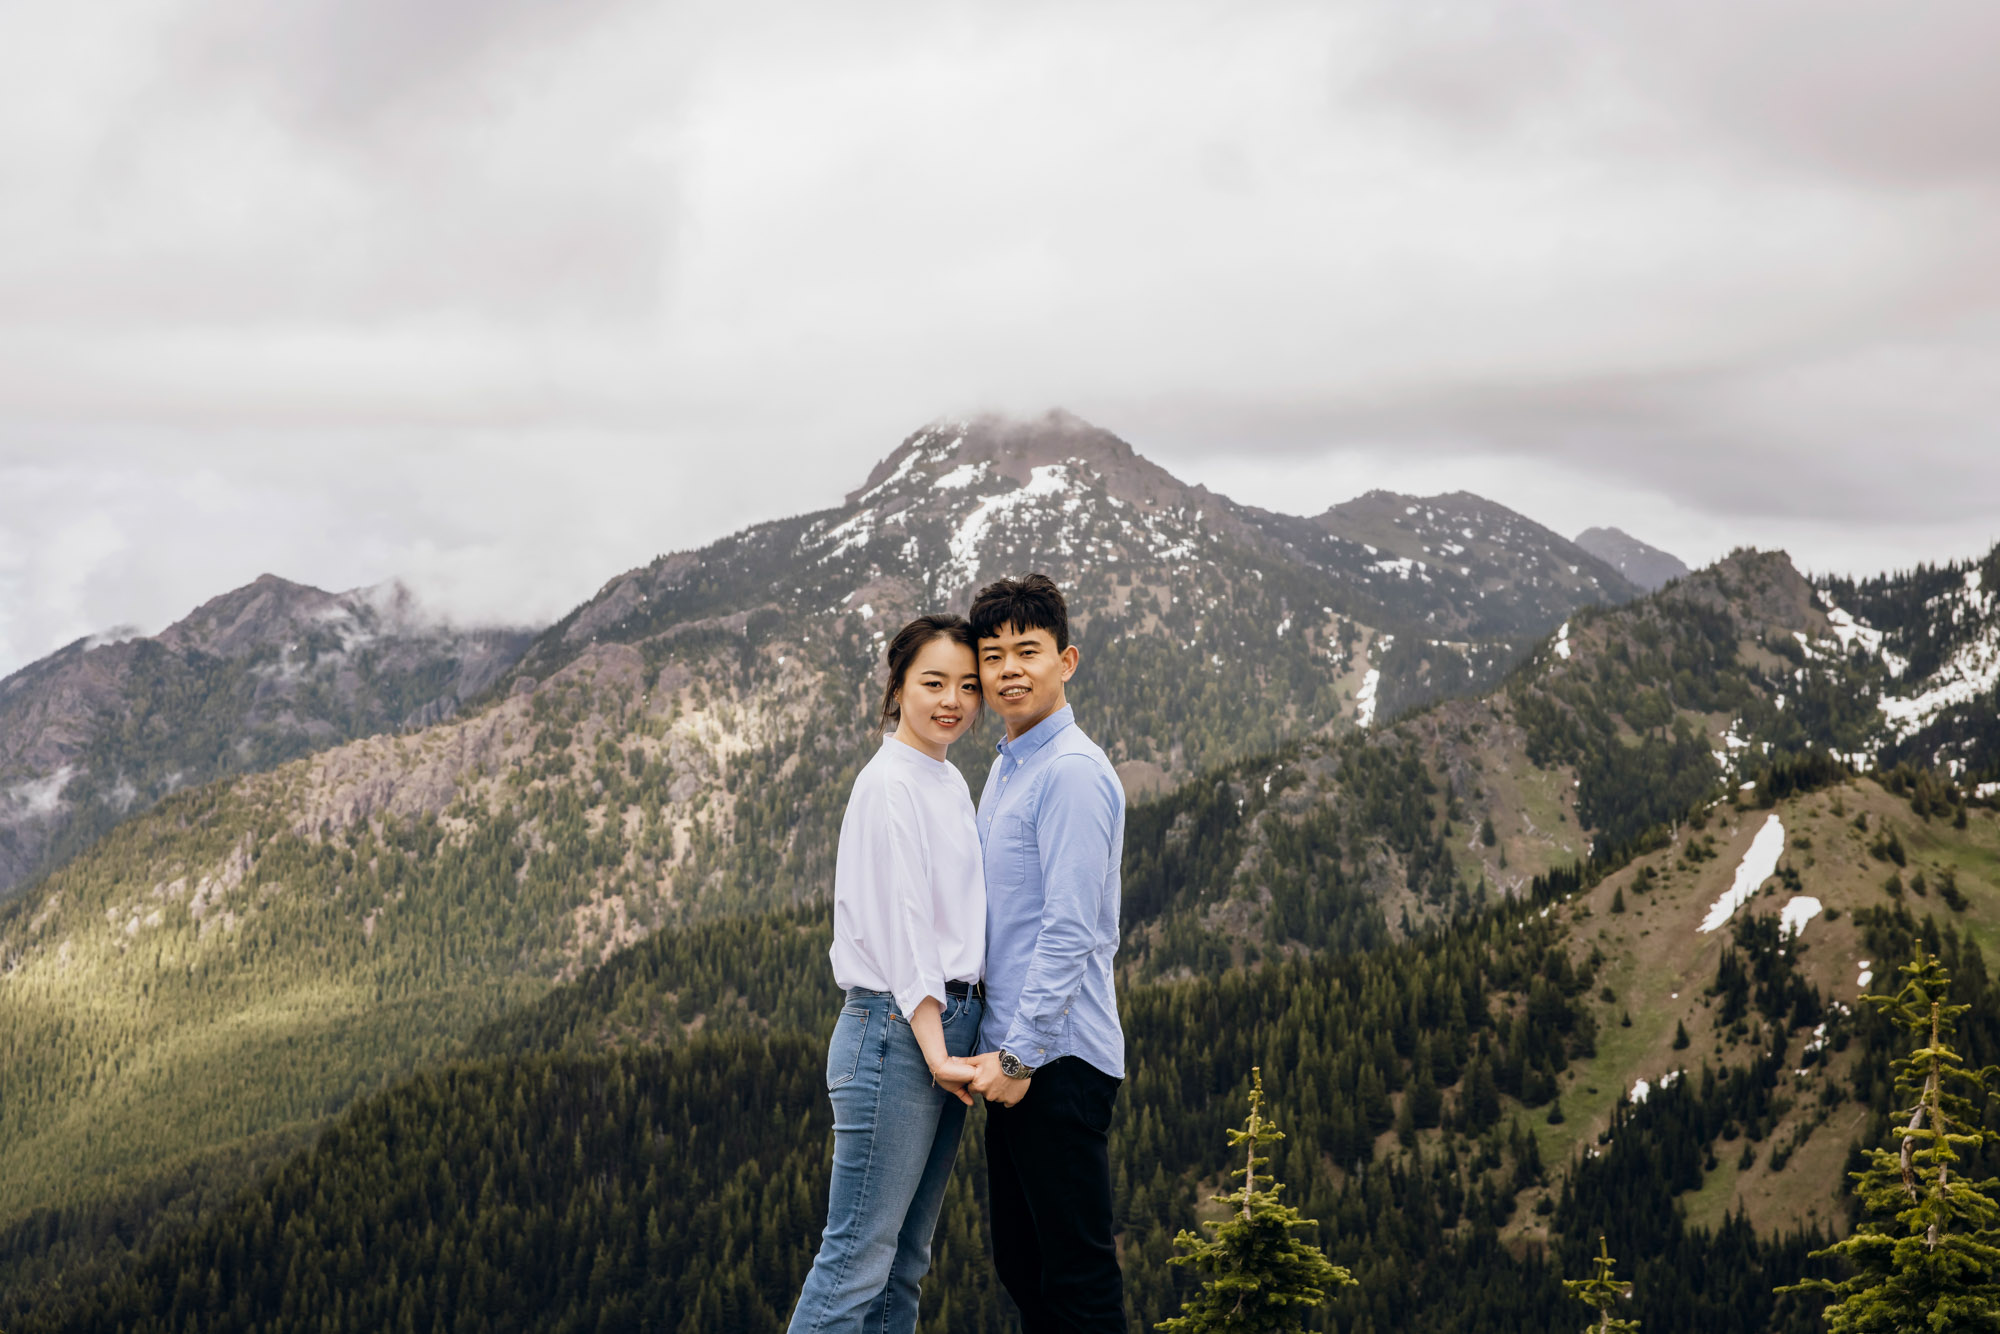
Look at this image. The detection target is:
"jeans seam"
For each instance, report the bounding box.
[828,1009,867,1091]
[806,1008,887,1334]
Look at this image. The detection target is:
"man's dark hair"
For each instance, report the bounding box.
[968,573,1070,651]
[878,614,978,732]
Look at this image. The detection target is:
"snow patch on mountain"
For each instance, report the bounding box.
[818,509,878,563]
[1820,600,1910,678]
[1699,814,1786,934]
[1779,895,1822,938]
[1878,622,2000,741]
[1353,668,1382,728]
[934,461,989,491]
[941,464,1080,590]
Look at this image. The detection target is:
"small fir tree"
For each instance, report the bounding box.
[1778,954,2000,1330]
[1565,1235,1640,1333]
[1158,1068,1355,1333]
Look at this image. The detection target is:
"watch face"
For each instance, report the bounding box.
[1000,1051,1032,1079]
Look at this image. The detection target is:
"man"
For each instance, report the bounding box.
[964,573,1126,1333]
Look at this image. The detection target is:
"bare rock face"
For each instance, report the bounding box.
[0,576,535,900]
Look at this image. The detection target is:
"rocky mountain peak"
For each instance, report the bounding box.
[154,574,349,658]
[846,411,1212,517]
[1573,526,1691,592]
[1671,548,1822,631]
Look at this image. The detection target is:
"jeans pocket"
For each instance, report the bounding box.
[943,998,982,1056]
[827,1006,869,1090]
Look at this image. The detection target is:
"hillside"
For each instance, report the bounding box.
[15,771,1994,1332]
[3,536,1995,1331]
[0,576,533,900]
[0,413,1638,1243]
[5,427,1994,1328]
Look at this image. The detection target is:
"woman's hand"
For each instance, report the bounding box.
[930,1057,979,1106]
[909,997,977,1105]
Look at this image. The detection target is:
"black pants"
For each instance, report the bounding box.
[985,1056,1124,1333]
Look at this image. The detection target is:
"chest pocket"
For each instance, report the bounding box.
[988,812,1037,899]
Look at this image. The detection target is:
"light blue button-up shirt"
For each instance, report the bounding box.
[976,703,1126,1079]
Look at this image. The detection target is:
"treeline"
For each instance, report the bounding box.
[9,853,1861,1334]
[9,1039,834,1334]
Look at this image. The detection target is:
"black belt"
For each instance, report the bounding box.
[946,979,985,1000]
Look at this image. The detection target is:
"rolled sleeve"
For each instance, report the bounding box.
[1000,755,1118,1061]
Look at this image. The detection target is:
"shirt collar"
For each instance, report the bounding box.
[997,703,1074,763]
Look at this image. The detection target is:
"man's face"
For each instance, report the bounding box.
[977,622,1079,739]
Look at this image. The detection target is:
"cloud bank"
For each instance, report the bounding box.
[2,1,1996,672]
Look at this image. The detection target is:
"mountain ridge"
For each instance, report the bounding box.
[0,576,534,901]
[3,524,1999,1328]
[0,411,1651,1237]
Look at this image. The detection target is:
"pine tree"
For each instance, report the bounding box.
[1778,954,2000,1330]
[1157,1068,1356,1333]
[1565,1235,1639,1333]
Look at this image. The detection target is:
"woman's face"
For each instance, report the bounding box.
[895,636,981,757]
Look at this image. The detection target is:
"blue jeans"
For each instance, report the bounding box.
[788,988,983,1334]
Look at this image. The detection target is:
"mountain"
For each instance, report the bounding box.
[16,741,1996,1332]
[5,513,2000,1328]
[506,412,1643,782]
[1575,525,1692,592]
[1308,491,1641,635]
[0,412,1646,1251]
[0,576,535,902]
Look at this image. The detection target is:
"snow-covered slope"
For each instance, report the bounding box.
[1805,553,2000,777]
[508,412,1646,780]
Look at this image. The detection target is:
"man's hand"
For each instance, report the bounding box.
[967,1051,1031,1107]
[930,1058,978,1107]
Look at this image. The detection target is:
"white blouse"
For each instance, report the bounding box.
[831,735,986,1016]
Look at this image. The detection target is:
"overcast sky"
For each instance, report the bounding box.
[3,0,1997,675]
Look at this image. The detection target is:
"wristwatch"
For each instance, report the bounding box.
[998,1049,1037,1080]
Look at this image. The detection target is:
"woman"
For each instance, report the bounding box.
[787,614,987,1334]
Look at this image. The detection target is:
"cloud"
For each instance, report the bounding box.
[1,0,1996,673]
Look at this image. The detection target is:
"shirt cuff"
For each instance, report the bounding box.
[1000,1018,1065,1068]
[894,977,946,1020]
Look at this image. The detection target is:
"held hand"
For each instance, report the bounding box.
[965,1050,1003,1098]
[966,1051,1031,1107]
[930,1058,978,1107]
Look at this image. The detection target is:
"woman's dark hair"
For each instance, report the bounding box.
[968,572,1069,650]
[878,614,979,732]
